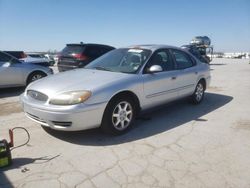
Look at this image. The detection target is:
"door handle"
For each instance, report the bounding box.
[194,71,198,74]
[171,76,177,80]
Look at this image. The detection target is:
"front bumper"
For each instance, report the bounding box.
[20,94,107,131]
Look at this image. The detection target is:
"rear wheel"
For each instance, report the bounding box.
[191,81,205,104]
[27,72,46,85]
[101,97,136,135]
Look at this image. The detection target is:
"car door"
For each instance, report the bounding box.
[170,49,198,97]
[0,52,24,87]
[142,49,179,108]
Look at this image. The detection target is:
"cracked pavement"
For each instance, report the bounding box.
[1,58,250,188]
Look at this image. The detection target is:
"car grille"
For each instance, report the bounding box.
[27,90,48,102]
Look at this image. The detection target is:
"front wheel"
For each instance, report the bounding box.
[27,72,46,85]
[101,97,136,135]
[191,81,205,104]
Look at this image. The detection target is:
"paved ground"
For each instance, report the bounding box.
[1,58,250,188]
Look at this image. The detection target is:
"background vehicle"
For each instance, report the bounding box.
[4,51,27,59]
[3,51,52,67]
[20,56,50,67]
[182,36,213,64]
[57,43,115,72]
[27,53,55,66]
[44,53,56,66]
[52,53,59,65]
[21,45,210,135]
[182,44,210,64]
[0,51,53,88]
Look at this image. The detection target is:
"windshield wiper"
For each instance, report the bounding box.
[94,66,111,71]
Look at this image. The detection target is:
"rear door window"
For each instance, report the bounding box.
[171,49,194,69]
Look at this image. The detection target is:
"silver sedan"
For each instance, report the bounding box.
[0,51,53,88]
[20,45,211,134]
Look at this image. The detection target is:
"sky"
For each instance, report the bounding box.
[0,0,249,52]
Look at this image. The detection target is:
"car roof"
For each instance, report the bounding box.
[126,45,200,62]
[127,44,184,51]
[66,43,115,48]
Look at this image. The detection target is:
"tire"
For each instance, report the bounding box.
[191,80,205,104]
[101,96,136,135]
[27,71,46,85]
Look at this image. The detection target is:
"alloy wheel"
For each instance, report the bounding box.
[31,74,43,82]
[195,83,204,102]
[112,101,133,131]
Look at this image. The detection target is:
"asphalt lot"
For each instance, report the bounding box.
[1,58,250,188]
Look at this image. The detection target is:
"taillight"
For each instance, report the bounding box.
[73,54,88,61]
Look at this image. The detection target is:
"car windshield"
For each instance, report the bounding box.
[85,48,152,74]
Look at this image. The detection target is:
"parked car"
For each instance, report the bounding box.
[20,45,210,134]
[27,53,55,66]
[181,45,210,64]
[57,43,115,72]
[4,51,27,59]
[27,53,45,59]
[20,56,50,67]
[44,53,56,66]
[0,51,53,88]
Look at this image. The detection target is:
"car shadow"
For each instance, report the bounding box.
[0,87,25,98]
[210,63,226,66]
[44,92,233,146]
[0,155,60,187]
[0,173,13,188]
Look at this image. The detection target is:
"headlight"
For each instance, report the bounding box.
[49,91,91,105]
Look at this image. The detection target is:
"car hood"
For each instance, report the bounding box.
[27,69,134,97]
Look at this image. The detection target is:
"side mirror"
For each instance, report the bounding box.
[2,62,11,67]
[148,65,163,73]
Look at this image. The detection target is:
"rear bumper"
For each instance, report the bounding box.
[20,94,107,131]
[57,59,89,72]
[57,64,79,72]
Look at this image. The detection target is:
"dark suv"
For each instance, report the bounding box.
[4,51,27,59]
[57,43,115,72]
